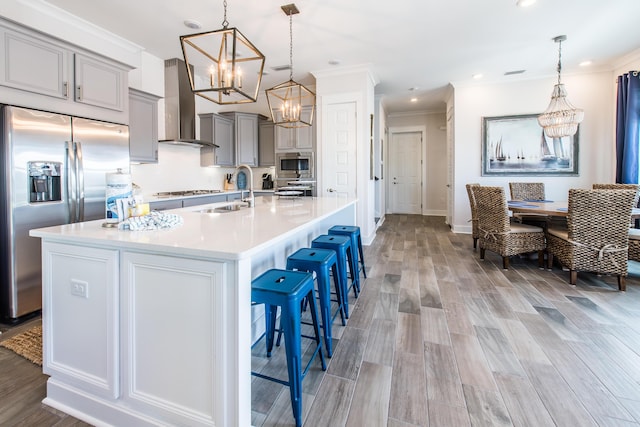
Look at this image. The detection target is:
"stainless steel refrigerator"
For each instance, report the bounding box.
[0,105,130,320]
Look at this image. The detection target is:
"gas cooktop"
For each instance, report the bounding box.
[153,190,224,198]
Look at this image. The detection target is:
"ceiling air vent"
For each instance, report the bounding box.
[271,64,292,72]
[504,69,526,76]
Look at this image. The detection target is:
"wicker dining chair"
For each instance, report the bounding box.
[546,189,636,291]
[466,183,480,249]
[474,186,546,270]
[508,182,550,228]
[593,183,640,228]
[509,182,546,201]
[629,229,640,263]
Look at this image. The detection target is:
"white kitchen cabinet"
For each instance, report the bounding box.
[129,89,160,163]
[259,121,275,166]
[199,113,235,167]
[41,242,120,399]
[221,112,259,166]
[0,19,129,119]
[120,252,225,425]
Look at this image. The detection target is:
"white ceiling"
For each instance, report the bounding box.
[43,0,640,114]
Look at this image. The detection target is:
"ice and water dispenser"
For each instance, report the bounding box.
[28,161,61,202]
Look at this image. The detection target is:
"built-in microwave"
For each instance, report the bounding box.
[276,152,314,180]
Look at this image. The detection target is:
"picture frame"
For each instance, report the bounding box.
[481,114,579,176]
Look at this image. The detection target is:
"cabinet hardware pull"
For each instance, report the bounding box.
[63,82,69,98]
[76,85,82,101]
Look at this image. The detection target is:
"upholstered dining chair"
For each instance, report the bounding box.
[546,188,636,291]
[474,186,546,270]
[465,183,480,249]
[508,182,550,228]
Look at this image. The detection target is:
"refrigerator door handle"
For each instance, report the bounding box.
[66,141,77,223]
[76,141,85,222]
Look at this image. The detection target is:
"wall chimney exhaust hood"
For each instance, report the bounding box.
[159,58,219,147]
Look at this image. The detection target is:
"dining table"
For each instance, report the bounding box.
[507,199,640,219]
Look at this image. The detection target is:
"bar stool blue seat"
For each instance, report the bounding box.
[329,225,367,287]
[311,234,359,317]
[251,269,326,427]
[286,247,347,357]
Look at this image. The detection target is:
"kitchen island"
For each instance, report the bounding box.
[29,195,357,427]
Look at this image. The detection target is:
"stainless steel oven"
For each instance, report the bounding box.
[275,152,314,180]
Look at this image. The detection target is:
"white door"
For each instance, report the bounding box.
[322,102,357,198]
[389,131,422,214]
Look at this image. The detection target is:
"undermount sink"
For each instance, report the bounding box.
[197,204,246,213]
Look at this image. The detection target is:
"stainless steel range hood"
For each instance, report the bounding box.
[159,58,218,147]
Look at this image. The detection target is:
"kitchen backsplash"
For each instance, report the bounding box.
[130,143,274,197]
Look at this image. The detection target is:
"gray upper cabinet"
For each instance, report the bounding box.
[129,89,160,163]
[221,112,259,167]
[74,54,126,111]
[200,113,234,166]
[274,109,315,152]
[0,27,71,99]
[259,121,275,166]
[0,19,129,120]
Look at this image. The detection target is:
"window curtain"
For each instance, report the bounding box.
[616,71,640,184]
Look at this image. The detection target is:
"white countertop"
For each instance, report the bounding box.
[30,196,356,261]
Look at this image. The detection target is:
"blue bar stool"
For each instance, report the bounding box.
[311,234,359,317]
[251,269,326,427]
[286,247,347,357]
[329,225,367,287]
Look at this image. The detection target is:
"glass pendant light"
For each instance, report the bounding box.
[538,35,584,138]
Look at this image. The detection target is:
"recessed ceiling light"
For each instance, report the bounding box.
[410,97,418,103]
[516,0,536,7]
[472,73,483,79]
[183,19,202,30]
[579,60,592,67]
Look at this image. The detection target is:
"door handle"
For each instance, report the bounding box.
[327,188,336,193]
[76,142,85,222]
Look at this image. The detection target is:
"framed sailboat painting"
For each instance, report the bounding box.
[481,114,579,176]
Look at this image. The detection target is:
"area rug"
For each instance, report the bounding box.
[0,324,42,366]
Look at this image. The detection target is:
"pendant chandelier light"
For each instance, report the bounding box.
[265,4,315,128]
[180,0,265,105]
[538,35,584,138]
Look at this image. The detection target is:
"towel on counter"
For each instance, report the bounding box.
[118,211,183,231]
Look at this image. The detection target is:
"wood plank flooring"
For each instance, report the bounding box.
[251,214,640,426]
[3,214,640,426]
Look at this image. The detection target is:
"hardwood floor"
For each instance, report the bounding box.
[3,214,640,426]
[252,214,640,426]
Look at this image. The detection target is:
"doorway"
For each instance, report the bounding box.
[388,129,423,214]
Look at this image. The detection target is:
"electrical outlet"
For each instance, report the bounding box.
[70,279,88,298]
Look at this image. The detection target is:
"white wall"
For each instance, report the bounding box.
[313,66,377,244]
[130,144,275,197]
[387,112,448,215]
[451,71,616,233]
